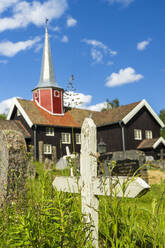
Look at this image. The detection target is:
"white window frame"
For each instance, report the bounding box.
[134,129,142,140]
[61,133,71,144]
[145,130,153,139]
[43,144,52,154]
[54,90,60,97]
[76,133,81,144]
[34,91,39,99]
[46,127,54,136]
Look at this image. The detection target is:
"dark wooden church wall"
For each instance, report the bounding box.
[11,106,81,160]
[11,107,34,142]
[97,123,123,152]
[124,106,160,150]
[36,126,81,159]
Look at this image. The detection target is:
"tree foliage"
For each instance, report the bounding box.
[0,113,6,120]
[101,98,120,112]
[64,75,82,108]
[159,109,165,139]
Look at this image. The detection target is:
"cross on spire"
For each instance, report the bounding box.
[45,18,49,27]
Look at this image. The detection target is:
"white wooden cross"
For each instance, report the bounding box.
[53,118,150,248]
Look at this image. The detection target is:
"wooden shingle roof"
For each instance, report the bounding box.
[17,99,80,128]
[69,101,140,126]
[16,99,140,128]
[137,138,159,149]
[137,137,165,150]
[9,98,163,129]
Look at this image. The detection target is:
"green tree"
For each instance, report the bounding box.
[0,113,6,120]
[64,75,82,108]
[159,109,165,139]
[101,98,120,112]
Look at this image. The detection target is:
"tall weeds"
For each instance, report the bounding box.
[0,162,165,247]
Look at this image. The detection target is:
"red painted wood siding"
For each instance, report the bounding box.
[52,89,63,114]
[40,89,52,112]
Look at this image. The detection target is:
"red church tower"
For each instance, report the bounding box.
[32,23,64,115]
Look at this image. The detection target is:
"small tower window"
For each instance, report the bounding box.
[54,90,60,97]
[34,91,39,99]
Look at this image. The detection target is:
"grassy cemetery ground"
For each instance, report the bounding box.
[0,163,165,247]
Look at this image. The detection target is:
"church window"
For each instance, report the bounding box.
[61,133,71,144]
[76,133,81,144]
[145,130,152,139]
[34,91,39,99]
[46,127,54,136]
[134,129,142,140]
[54,90,60,97]
[44,144,52,154]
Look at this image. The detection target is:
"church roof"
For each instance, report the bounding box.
[69,101,140,127]
[137,137,165,149]
[35,25,61,89]
[7,98,164,129]
[13,99,80,128]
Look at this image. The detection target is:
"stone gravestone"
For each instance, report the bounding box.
[0,130,28,204]
[53,118,150,248]
[99,150,149,182]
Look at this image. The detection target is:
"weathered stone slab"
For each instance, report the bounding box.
[100,150,148,182]
[0,130,28,204]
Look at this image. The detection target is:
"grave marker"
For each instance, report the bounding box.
[0,130,28,204]
[53,118,150,247]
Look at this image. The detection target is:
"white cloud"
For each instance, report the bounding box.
[87,102,106,111]
[64,91,92,108]
[61,35,69,43]
[0,60,8,64]
[82,38,117,63]
[34,43,43,53]
[0,97,18,114]
[106,67,143,87]
[107,61,114,66]
[83,39,107,51]
[0,0,68,32]
[110,50,117,56]
[53,26,60,32]
[0,37,41,57]
[91,48,103,63]
[107,0,134,6]
[66,16,77,27]
[0,0,19,14]
[137,38,152,51]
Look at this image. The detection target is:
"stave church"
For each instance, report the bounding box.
[6,25,165,162]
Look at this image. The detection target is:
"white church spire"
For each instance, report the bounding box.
[37,20,60,88]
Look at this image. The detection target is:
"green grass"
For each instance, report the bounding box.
[0,162,165,247]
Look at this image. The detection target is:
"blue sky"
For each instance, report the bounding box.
[0,0,165,114]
